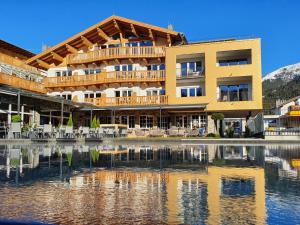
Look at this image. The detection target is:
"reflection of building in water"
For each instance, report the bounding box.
[69,167,265,224]
[264,145,300,179]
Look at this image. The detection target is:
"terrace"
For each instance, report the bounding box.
[45,70,165,88]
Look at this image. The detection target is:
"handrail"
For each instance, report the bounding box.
[0,72,46,93]
[85,95,168,107]
[67,46,165,64]
[44,70,165,87]
[0,52,41,75]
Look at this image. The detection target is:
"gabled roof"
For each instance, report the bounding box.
[26,15,187,69]
[0,39,35,60]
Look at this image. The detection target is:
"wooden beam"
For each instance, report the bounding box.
[119,32,124,46]
[128,58,134,64]
[36,59,50,69]
[66,44,78,54]
[167,34,172,46]
[51,52,64,62]
[81,36,93,48]
[148,29,154,40]
[113,19,121,31]
[97,28,109,41]
[130,24,139,37]
[115,59,120,64]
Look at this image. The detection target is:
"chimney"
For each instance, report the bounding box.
[167,24,174,30]
[42,44,51,52]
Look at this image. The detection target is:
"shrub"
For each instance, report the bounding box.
[67,114,73,126]
[91,116,97,128]
[211,113,225,136]
[12,114,21,123]
[206,133,220,138]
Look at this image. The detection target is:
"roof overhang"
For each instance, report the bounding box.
[26,15,187,69]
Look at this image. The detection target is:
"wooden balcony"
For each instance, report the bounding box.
[85,95,168,107]
[44,70,165,88]
[0,72,46,93]
[66,46,165,64]
[0,52,40,74]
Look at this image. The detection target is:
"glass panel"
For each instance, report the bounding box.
[152,65,158,70]
[190,88,196,97]
[239,84,249,101]
[188,62,196,74]
[196,61,202,72]
[160,89,166,95]
[95,93,101,98]
[122,65,127,71]
[95,69,101,74]
[115,66,120,71]
[146,91,151,96]
[196,87,202,96]
[128,90,132,97]
[128,64,133,71]
[181,88,188,97]
[181,62,187,77]
[129,116,135,128]
[220,85,228,101]
[115,91,120,97]
[229,85,239,101]
[160,64,165,70]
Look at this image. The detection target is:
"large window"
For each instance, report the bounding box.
[140,115,153,129]
[177,61,202,77]
[157,116,171,130]
[147,64,165,71]
[180,87,202,97]
[219,58,249,66]
[115,64,133,71]
[115,90,132,97]
[219,84,249,102]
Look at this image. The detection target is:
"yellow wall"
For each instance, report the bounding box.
[165,39,262,113]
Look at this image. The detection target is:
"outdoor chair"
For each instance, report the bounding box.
[120,129,128,137]
[43,124,53,138]
[149,129,164,137]
[106,128,115,137]
[10,123,21,139]
[186,129,199,137]
[82,127,90,138]
[65,126,74,138]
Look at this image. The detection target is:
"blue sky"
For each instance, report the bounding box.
[0,0,299,75]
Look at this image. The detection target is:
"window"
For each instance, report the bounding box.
[56,71,61,77]
[177,61,202,77]
[180,87,202,97]
[140,115,153,129]
[160,89,166,95]
[84,69,100,75]
[219,84,249,102]
[115,90,132,97]
[95,92,101,98]
[146,89,159,96]
[129,116,135,128]
[181,88,188,97]
[219,58,248,66]
[115,64,133,71]
[157,116,171,130]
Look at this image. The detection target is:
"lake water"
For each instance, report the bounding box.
[0,141,300,225]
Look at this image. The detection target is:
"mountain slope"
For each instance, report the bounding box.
[263,63,300,110]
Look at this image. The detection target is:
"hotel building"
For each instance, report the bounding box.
[0,16,262,134]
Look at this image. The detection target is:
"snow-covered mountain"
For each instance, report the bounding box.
[263,62,300,110]
[263,62,300,82]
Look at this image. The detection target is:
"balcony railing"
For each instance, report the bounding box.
[85,95,168,107]
[176,68,205,79]
[0,72,46,93]
[66,46,165,64]
[44,70,165,88]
